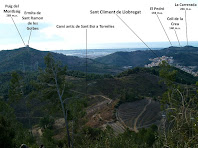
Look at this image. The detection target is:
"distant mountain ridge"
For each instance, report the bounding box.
[1,46,198,75]
[0,46,120,74]
[52,48,161,59]
[95,46,198,71]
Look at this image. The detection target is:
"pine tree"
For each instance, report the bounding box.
[36,53,72,147]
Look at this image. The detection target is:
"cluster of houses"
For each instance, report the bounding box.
[145,56,198,77]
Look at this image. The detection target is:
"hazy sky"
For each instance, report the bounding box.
[0,0,198,50]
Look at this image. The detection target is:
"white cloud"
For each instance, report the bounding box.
[0,0,198,50]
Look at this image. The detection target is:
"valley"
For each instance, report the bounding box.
[0,46,198,147]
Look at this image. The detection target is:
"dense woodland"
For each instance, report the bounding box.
[0,52,198,147]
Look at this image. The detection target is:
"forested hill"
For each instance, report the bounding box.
[95,46,198,69]
[1,46,198,74]
[0,46,120,74]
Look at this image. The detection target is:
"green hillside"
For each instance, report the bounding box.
[0,49,198,147]
[95,46,198,70]
[0,46,121,74]
[118,67,198,85]
[95,50,155,67]
[70,69,166,100]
